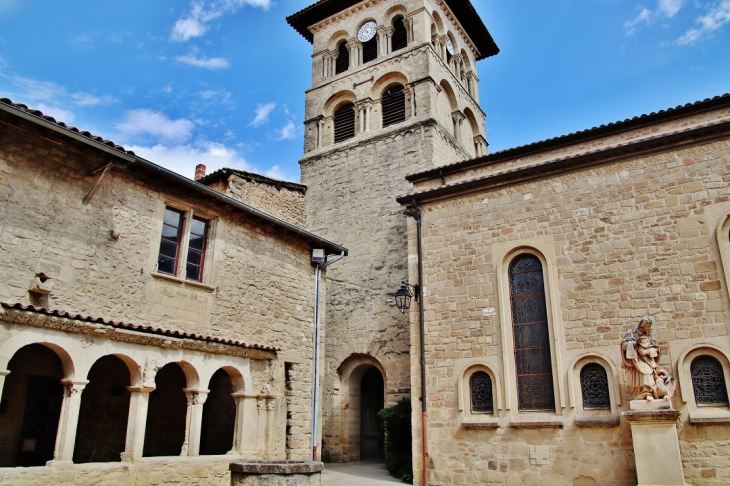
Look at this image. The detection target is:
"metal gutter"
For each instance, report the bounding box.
[0,101,348,257]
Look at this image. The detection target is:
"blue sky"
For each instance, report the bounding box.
[0,0,728,183]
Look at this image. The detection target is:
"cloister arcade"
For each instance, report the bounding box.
[0,306,282,469]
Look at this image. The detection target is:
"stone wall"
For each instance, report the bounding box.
[0,109,324,480]
[0,456,234,486]
[205,173,306,227]
[406,121,730,484]
[302,120,465,461]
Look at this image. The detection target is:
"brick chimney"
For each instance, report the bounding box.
[194,164,206,181]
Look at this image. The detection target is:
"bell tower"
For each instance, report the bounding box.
[287,0,498,463]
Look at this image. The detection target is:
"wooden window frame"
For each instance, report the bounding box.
[154,204,216,289]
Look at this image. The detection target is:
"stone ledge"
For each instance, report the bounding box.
[622,409,681,423]
[461,419,499,429]
[575,415,620,427]
[229,461,323,475]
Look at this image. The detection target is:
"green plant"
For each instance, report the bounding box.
[377,398,413,484]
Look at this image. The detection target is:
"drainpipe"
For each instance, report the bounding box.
[405,203,427,486]
[311,251,346,461]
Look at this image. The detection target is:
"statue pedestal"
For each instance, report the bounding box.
[623,408,688,486]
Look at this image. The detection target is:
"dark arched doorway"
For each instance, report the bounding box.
[74,355,131,463]
[359,366,384,461]
[200,368,236,455]
[143,362,187,457]
[0,344,64,467]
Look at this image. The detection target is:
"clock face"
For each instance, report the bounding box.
[357,21,377,42]
[445,37,455,55]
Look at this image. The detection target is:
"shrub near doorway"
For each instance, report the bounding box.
[378,398,412,484]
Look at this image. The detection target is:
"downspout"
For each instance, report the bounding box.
[311,250,346,461]
[405,203,428,486]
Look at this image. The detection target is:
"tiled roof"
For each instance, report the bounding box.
[1,302,280,352]
[287,0,499,61]
[200,168,307,193]
[397,118,730,203]
[0,97,348,256]
[0,98,136,156]
[406,93,730,182]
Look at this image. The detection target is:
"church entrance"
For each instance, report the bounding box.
[359,367,384,460]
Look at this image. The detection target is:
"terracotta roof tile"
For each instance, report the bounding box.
[1,302,280,352]
[0,97,136,156]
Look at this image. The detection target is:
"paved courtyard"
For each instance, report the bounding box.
[321,462,403,485]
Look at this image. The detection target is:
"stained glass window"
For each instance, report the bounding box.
[509,254,555,411]
[580,363,610,410]
[470,371,493,413]
[691,356,729,406]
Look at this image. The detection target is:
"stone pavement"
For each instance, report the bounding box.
[321,462,403,485]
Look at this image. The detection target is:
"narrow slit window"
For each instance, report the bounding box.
[580,363,610,410]
[362,37,377,63]
[392,18,407,52]
[691,356,729,406]
[382,85,406,128]
[334,103,355,143]
[158,208,184,275]
[509,254,555,412]
[470,371,494,413]
[335,42,349,75]
[186,216,208,282]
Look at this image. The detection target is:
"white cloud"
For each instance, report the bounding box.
[4,75,116,108]
[127,141,255,180]
[170,0,272,42]
[625,0,685,33]
[171,16,207,42]
[175,51,229,69]
[116,109,195,144]
[675,0,730,44]
[249,102,276,127]
[276,121,299,140]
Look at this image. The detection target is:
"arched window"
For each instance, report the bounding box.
[381,85,405,128]
[362,37,377,64]
[470,371,493,413]
[509,254,555,411]
[691,356,729,406]
[334,103,355,143]
[580,363,610,410]
[392,17,407,52]
[335,42,349,75]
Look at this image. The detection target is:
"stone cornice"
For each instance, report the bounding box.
[309,0,385,37]
[1,308,277,360]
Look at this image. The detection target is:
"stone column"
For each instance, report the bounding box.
[121,385,154,461]
[265,397,277,455]
[384,26,394,55]
[623,408,688,486]
[347,39,359,69]
[51,379,88,463]
[466,72,479,101]
[256,397,268,452]
[452,111,465,143]
[376,26,388,56]
[474,135,488,157]
[452,54,463,79]
[182,388,209,456]
[405,16,414,44]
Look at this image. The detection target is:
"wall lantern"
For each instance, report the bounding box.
[394,281,419,314]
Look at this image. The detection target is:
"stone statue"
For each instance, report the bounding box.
[620,317,675,402]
